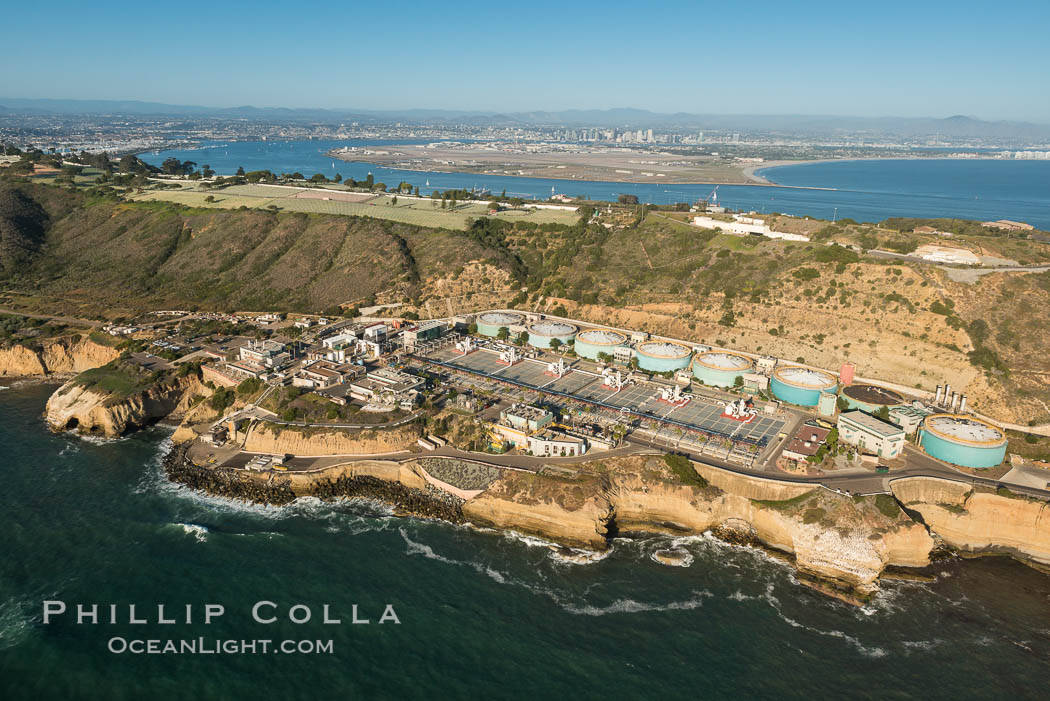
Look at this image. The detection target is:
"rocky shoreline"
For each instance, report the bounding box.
[162,444,464,522]
[158,435,1050,606]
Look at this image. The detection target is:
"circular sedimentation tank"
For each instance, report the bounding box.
[692,351,753,387]
[476,311,524,337]
[574,329,628,360]
[920,414,1007,468]
[527,321,578,349]
[841,383,905,413]
[635,341,692,373]
[770,366,838,406]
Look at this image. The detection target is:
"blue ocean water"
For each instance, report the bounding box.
[1,384,1049,699]
[142,141,1050,228]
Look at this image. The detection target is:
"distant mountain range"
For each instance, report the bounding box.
[2,98,1049,140]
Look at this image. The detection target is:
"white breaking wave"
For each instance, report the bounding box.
[729,581,888,658]
[563,592,713,617]
[177,523,209,542]
[401,529,507,583]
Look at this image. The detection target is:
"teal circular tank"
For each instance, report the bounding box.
[476,311,524,337]
[574,329,628,360]
[635,341,692,373]
[770,366,838,406]
[527,321,578,349]
[920,414,1007,468]
[692,351,753,387]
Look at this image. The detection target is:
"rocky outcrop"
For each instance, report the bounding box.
[240,422,419,456]
[46,374,205,436]
[891,476,1050,568]
[463,471,614,549]
[0,336,119,378]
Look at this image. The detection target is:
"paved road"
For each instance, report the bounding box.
[0,307,100,327]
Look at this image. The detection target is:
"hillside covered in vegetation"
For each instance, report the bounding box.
[1,181,1049,425]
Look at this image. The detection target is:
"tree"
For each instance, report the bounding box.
[391,196,398,206]
[201,164,215,178]
[334,173,342,182]
[204,195,215,203]
[874,406,891,421]
[467,323,478,335]
[618,194,639,205]
[550,338,562,351]
[496,326,510,341]
[236,166,246,176]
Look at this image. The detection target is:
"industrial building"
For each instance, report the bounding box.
[476,311,524,337]
[527,429,587,457]
[920,414,1008,468]
[573,329,629,360]
[888,405,930,435]
[692,351,753,387]
[841,383,905,413]
[490,404,555,449]
[635,341,692,373]
[402,320,447,349]
[770,366,838,407]
[837,410,906,459]
[527,321,578,349]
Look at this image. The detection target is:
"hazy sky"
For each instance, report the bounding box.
[3,0,1048,121]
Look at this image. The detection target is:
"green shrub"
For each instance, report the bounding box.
[662,454,708,487]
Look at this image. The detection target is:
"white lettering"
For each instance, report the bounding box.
[205,604,225,624]
[322,605,340,624]
[379,605,400,624]
[288,604,311,624]
[108,636,127,653]
[128,604,146,624]
[42,600,65,624]
[351,605,369,625]
[157,604,175,625]
[76,604,98,625]
[252,601,277,624]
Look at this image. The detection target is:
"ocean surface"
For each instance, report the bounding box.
[2,383,1049,699]
[142,141,1050,228]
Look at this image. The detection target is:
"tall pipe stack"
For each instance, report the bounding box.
[936,385,944,404]
[959,395,968,413]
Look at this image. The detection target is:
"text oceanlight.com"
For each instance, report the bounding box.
[107,638,335,655]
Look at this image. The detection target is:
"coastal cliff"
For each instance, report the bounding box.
[240,422,419,456]
[463,471,615,550]
[891,477,1050,569]
[460,457,932,596]
[0,336,119,378]
[46,373,206,436]
[161,447,1050,600]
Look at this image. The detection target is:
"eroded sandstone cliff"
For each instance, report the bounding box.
[45,374,206,436]
[240,422,419,456]
[0,336,119,377]
[891,476,1050,568]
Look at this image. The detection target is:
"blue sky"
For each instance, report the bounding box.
[3,0,1048,121]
